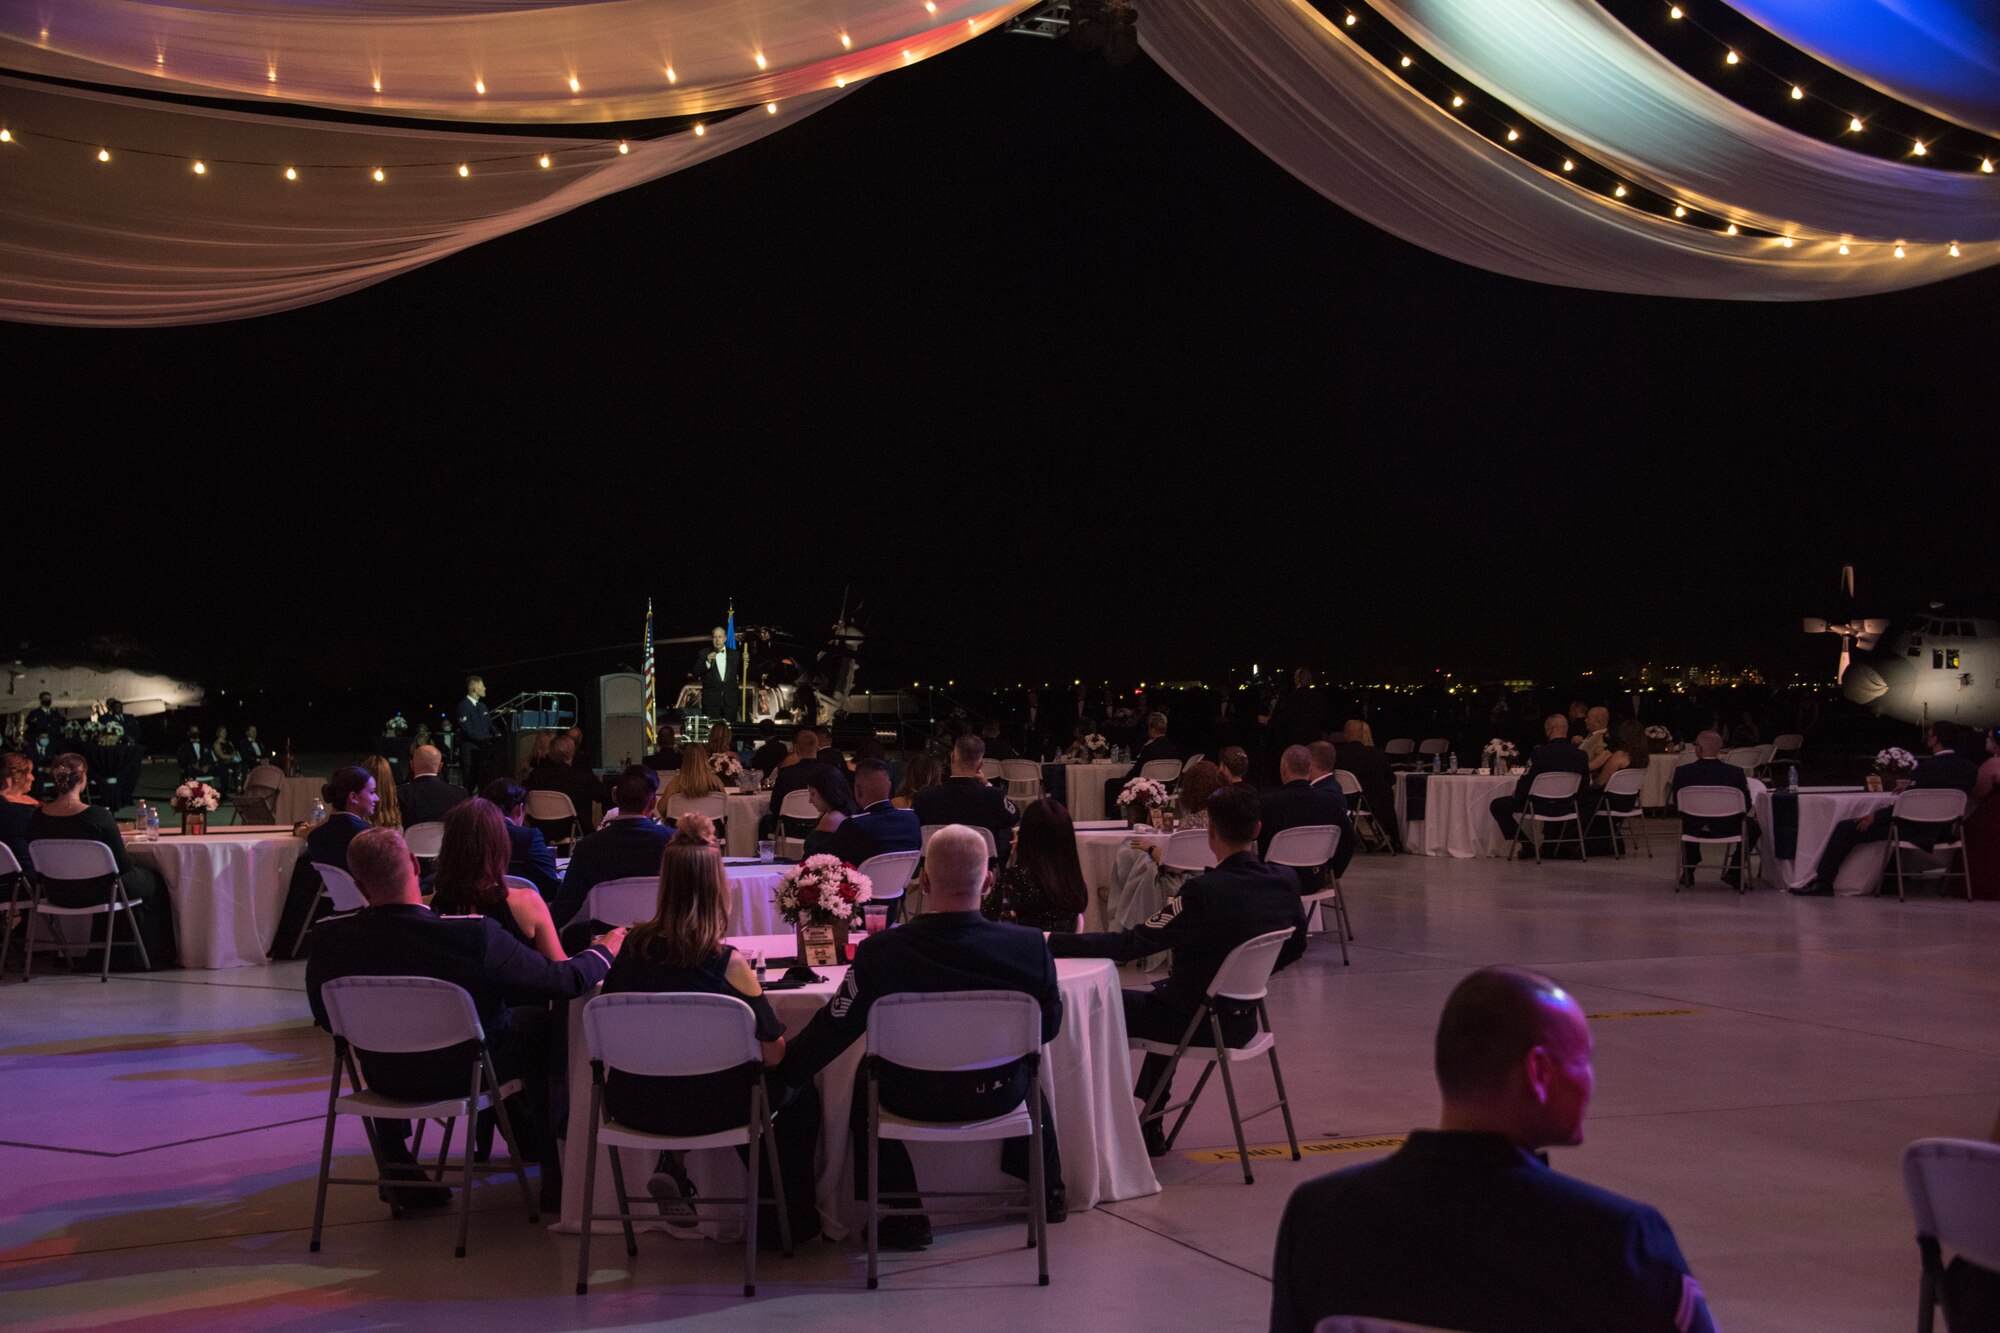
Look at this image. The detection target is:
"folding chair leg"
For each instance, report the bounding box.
[1209,1014,1254,1184]
[432,1117,456,1181]
[310,1054,345,1252]
[455,1069,480,1258]
[1028,1084,1049,1286]
[120,887,151,971]
[742,1090,761,1297]
[605,1138,637,1257]
[19,889,38,981]
[865,1070,881,1291]
[575,1082,602,1295]
[1261,1003,1300,1161]
[763,1111,795,1259]
[290,885,327,959]
[485,1063,539,1223]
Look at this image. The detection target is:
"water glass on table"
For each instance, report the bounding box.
[862,903,889,935]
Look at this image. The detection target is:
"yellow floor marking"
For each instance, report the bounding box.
[1182,1135,1406,1163]
[1586,1008,1698,1020]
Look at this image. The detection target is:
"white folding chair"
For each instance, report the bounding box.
[581,875,659,926]
[19,839,153,981]
[0,842,41,978]
[310,976,538,1258]
[525,790,582,849]
[857,850,920,912]
[1139,758,1183,786]
[1887,788,1971,902]
[1417,738,1450,762]
[1384,738,1416,769]
[998,759,1043,806]
[1583,767,1651,860]
[1721,747,1765,773]
[863,990,1050,1289]
[1674,786,1752,893]
[1336,769,1395,854]
[1768,733,1805,769]
[665,792,729,845]
[403,822,446,860]
[1182,752,1205,768]
[1160,827,1218,873]
[1266,824,1349,964]
[1507,772,1587,864]
[234,763,284,825]
[290,861,367,958]
[576,992,793,1297]
[773,788,818,860]
[1902,1137,2000,1333]
[1131,928,1300,1183]
[979,758,1005,783]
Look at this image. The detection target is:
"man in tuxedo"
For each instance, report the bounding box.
[1306,741,1363,875]
[1670,730,1759,889]
[780,824,1066,1247]
[524,734,612,840]
[24,693,64,750]
[1334,720,1403,853]
[1104,712,1181,814]
[239,724,270,771]
[178,726,209,778]
[479,778,562,900]
[698,627,743,723]
[397,744,467,828]
[1258,745,1355,878]
[305,825,624,1211]
[823,760,921,866]
[1017,690,1049,758]
[552,766,674,932]
[1489,715,1592,844]
[1269,968,1716,1333]
[1051,785,1306,1156]
[1795,721,1977,896]
[454,675,499,789]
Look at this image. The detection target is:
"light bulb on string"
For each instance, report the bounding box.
[902,48,913,61]
[754,52,767,69]
[372,167,385,182]
[693,122,706,135]
[1561,159,1574,172]
[1613,184,1627,197]
[1725,223,1738,235]
[458,163,469,176]
[1790,86,1803,100]
[1912,140,1926,156]
[1949,242,1961,257]
[1847,117,1863,133]
[1983,159,1995,174]
[1344,13,1357,25]
[538,154,551,168]
[568,76,581,93]
[925,1,936,12]
[0,129,12,143]
[1399,55,1412,68]
[1724,50,1738,65]
[1451,95,1464,108]
[284,166,297,180]
[665,66,677,83]
[1673,205,1687,217]
[97,148,109,162]
[1837,242,1850,254]
[475,79,485,94]
[372,77,381,92]
[766,102,778,114]
[618,139,630,153]
[1668,5,1682,17]
[1779,236,1793,247]
[192,160,206,174]
[1506,129,1518,141]
[834,75,847,87]
[840,32,852,48]
[1893,243,1905,257]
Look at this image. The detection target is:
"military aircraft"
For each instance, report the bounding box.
[1805,568,2000,730]
[2,659,205,718]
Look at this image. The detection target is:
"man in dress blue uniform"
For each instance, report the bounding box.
[23,694,64,751]
[1050,784,1306,1156]
[913,734,1019,861]
[551,766,675,931]
[305,826,625,1210]
[1269,966,1717,1333]
[1795,720,1978,896]
[1257,744,1357,878]
[1670,730,1759,889]
[396,745,468,827]
[454,675,500,789]
[823,760,921,865]
[780,825,1065,1248]
[1104,711,1181,815]
[479,778,562,900]
[1489,714,1593,843]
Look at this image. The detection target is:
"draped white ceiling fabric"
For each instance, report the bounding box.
[0,0,1032,120]
[1138,0,2000,299]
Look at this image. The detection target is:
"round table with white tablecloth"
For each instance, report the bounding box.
[1047,761,1130,823]
[1394,771,1522,858]
[555,937,1160,1241]
[274,775,327,827]
[123,826,306,969]
[1639,754,1685,811]
[1074,825,1168,932]
[1753,785,1896,894]
[719,862,788,935]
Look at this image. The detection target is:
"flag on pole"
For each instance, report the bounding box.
[726,601,737,651]
[642,598,657,750]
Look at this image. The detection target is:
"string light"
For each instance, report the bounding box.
[285,166,297,180]
[1893,243,1905,257]
[1779,235,1793,247]
[1911,140,1927,157]
[766,102,778,114]
[1450,94,1464,108]
[1949,242,1961,257]
[1561,159,1574,171]
[1506,128,1518,141]
[1668,4,1682,16]
[1345,13,1357,25]
[1837,242,1849,254]
[902,48,913,61]
[0,129,11,143]
[458,163,469,176]
[1790,86,1803,100]
[568,76,581,93]
[665,66,677,83]
[1724,50,1738,65]
[1725,223,1738,234]
[1399,55,1412,68]
[371,77,381,92]
[538,154,551,168]
[840,32,853,48]
[1613,184,1627,197]
[834,75,847,87]
[1985,159,1996,173]
[754,52,767,70]
[1673,205,1686,217]
[192,160,206,174]
[97,148,110,162]
[475,79,485,95]
[925,1,936,11]
[694,122,706,135]
[372,167,385,182]
[1847,117,1863,133]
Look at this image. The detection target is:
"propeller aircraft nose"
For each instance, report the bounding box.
[1841,660,1888,706]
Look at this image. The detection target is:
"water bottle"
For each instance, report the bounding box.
[1788,764,1800,791]
[1433,751,1442,773]
[134,799,148,837]
[310,798,326,826]
[147,804,161,841]
[1447,751,1458,774]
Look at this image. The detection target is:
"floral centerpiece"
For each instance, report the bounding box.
[1081,733,1111,760]
[1119,776,1173,826]
[1643,725,1675,754]
[709,748,744,780]
[1870,746,1918,791]
[1485,739,1519,772]
[384,713,410,736]
[173,780,221,835]
[775,854,874,965]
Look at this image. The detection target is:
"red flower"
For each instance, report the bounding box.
[839,884,858,901]
[798,885,821,907]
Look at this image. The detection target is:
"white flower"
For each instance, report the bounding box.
[777,856,874,925]
[1644,725,1671,740]
[1119,776,1171,808]
[1874,747,1917,771]
[709,749,743,777]
[1486,739,1518,759]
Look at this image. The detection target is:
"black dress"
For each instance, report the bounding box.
[24,805,177,968]
[271,812,371,960]
[983,865,1082,933]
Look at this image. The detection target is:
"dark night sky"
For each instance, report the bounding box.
[7,31,1996,705]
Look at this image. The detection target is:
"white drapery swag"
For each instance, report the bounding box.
[1137,0,2000,299]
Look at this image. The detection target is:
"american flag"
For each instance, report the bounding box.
[642,598,656,750]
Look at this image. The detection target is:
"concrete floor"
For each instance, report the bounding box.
[3,829,1996,1331]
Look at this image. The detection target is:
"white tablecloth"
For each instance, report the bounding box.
[1753,786,1896,894]
[1075,827,1167,932]
[557,938,1159,1241]
[724,792,770,858]
[275,776,325,827]
[125,828,306,969]
[1394,772,1522,858]
[721,863,788,936]
[1639,757,1682,811]
[1052,762,1129,823]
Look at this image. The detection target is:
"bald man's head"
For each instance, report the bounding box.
[1434,966,1595,1148]
[1695,730,1723,758]
[1544,714,1569,740]
[410,745,443,776]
